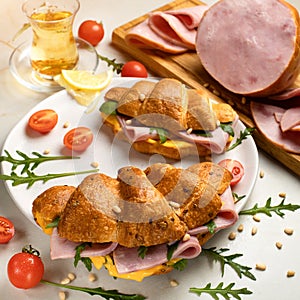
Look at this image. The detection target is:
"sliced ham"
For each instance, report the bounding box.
[269,87,300,100]
[113,236,201,274]
[196,0,300,97]
[250,101,300,153]
[165,5,208,29]
[188,186,238,236]
[125,20,188,54]
[148,11,197,49]
[50,228,118,260]
[177,127,229,154]
[280,106,300,132]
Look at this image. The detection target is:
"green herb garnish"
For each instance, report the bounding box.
[167,241,180,261]
[41,280,146,300]
[0,169,98,189]
[206,220,217,234]
[149,127,168,143]
[99,100,118,115]
[232,192,246,203]
[45,217,60,229]
[137,246,148,259]
[193,130,213,137]
[0,150,78,173]
[202,247,256,280]
[220,122,235,137]
[226,127,255,151]
[189,282,252,299]
[239,197,300,217]
[96,53,124,74]
[172,259,188,271]
[74,243,93,272]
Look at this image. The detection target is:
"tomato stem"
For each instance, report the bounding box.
[22,245,40,257]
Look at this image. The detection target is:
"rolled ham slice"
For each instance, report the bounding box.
[165,5,208,29]
[280,106,300,132]
[50,228,118,260]
[148,11,197,49]
[251,101,300,153]
[188,186,238,236]
[113,236,201,274]
[125,20,188,54]
[196,0,300,97]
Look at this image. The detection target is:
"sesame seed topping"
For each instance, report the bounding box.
[112,205,121,214]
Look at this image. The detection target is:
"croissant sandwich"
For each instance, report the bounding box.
[99,78,238,160]
[32,162,239,281]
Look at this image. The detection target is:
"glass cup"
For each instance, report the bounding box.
[22,0,80,79]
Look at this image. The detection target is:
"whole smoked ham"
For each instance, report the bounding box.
[196,0,300,97]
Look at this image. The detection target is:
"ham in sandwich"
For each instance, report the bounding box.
[32,162,239,281]
[100,78,238,160]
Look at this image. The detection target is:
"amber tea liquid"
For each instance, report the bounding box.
[29,10,79,78]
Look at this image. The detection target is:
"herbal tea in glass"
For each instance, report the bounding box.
[22,0,80,79]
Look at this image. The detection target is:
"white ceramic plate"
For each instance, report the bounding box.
[1,77,258,227]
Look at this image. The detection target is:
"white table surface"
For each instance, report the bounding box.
[1,0,300,299]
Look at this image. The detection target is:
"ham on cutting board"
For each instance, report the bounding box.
[196,0,300,97]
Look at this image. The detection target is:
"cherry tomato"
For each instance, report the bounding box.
[7,245,44,289]
[63,127,93,152]
[0,216,15,244]
[28,109,58,134]
[218,159,245,186]
[78,20,104,46]
[121,61,148,78]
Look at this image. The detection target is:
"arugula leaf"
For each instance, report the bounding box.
[74,243,93,272]
[232,192,246,204]
[0,150,77,173]
[220,123,234,137]
[167,241,180,261]
[202,248,256,281]
[193,130,213,137]
[45,217,60,229]
[137,246,148,259]
[206,220,217,234]
[41,280,146,300]
[96,53,124,74]
[189,282,252,300]
[239,197,300,217]
[226,127,255,151]
[172,259,188,271]
[99,100,118,115]
[149,127,168,143]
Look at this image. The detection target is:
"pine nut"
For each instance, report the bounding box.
[287,270,295,277]
[67,273,76,281]
[112,205,121,214]
[256,263,266,271]
[228,232,236,240]
[279,192,286,198]
[170,279,179,287]
[284,228,294,235]
[91,161,99,168]
[186,128,193,134]
[63,121,70,128]
[251,226,258,236]
[58,291,66,300]
[43,149,51,155]
[88,273,97,282]
[213,89,220,96]
[259,171,264,178]
[275,242,282,250]
[182,233,191,242]
[241,97,247,104]
[253,215,261,222]
[60,277,70,285]
[237,224,244,232]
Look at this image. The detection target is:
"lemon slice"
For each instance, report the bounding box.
[61,69,113,91]
[55,69,113,106]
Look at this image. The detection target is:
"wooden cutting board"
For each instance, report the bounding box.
[112,0,300,177]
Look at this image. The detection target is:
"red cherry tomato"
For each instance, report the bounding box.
[63,127,93,152]
[7,245,44,289]
[218,159,245,186]
[28,109,58,134]
[121,61,148,78]
[78,20,104,46]
[0,216,15,244]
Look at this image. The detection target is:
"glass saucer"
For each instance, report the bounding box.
[9,38,99,93]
